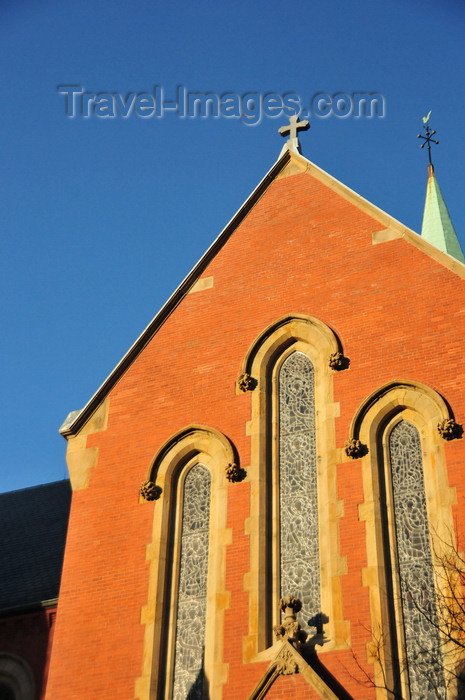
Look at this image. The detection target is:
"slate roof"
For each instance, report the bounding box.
[0,480,71,611]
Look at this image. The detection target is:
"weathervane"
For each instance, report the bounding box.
[418,110,439,167]
[279,114,310,155]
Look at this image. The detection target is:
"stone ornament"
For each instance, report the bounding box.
[139,480,162,501]
[344,438,368,459]
[225,463,247,483]
[328,352,350,371]
[437,418,463,441]
[275,646,298,676]
[273,596,308,647]
[281,594,302,614]
[237,372,257,392]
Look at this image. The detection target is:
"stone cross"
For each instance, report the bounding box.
[278,115,310,154]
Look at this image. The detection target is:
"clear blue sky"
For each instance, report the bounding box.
[1,0,464,492]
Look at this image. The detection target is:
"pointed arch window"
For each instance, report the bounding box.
[278,351,320,623]
[137,426,233,700]
[172,463,211,699]
[239,315,347,658]
[383,419,445,699]
[354,384,462,697]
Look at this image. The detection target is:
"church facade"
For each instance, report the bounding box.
[38,130,465,698]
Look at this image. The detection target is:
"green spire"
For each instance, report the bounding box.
[421,164,465,263]
[418,114,464,263]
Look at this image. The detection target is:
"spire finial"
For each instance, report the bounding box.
[418,111,439,170]
[278,115,310,155]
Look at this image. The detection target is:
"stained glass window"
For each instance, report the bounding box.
[279,351,320,624]
[388,420,445,699]
[172,463,211,700]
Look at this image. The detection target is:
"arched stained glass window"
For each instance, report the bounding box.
[388,420,445,699]
[279,351,320,624]
[172,463,211,699]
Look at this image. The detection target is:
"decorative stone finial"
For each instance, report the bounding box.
[344,438,368,459]
[329,352,350,371]
[225,463,247,483]
[273,595,308,647]
[139,480,162,501]
[437,419,463,441]
[280,595,302,614]
[237,372,257,392]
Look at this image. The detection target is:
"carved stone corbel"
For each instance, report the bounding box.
[328,352,350,371]
[225,463,247,483]
[237,372,257,392]
[344,438,368,459]
[437,418,463,441]
[139,480,162,501]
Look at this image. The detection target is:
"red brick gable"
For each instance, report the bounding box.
[47,152,465,699]
[59,151,465,440]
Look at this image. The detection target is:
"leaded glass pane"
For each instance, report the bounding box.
[172,463,210,700]
[279,351,320,624]
[389,420,445,699]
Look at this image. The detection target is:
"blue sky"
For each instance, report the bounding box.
[1,0,464,492]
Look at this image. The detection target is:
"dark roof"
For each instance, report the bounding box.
[0,480,71,611]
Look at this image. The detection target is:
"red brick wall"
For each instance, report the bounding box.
[46,168,465,698]
[264,673,323,698]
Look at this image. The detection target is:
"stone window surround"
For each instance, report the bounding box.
[355,382,458,700]
[135,426,235,700]
[240,314,348,662]
[387,419,445,698]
